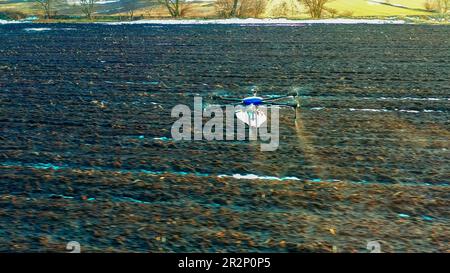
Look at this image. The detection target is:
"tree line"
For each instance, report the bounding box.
[35,0,98,19]
[34,0,450,20]
[424,0,449,13]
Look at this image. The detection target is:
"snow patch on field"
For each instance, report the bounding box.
[23,27,76,32]
[99,18,406,25]
[311,107,445,113]
[66,0,120,4]
[0,19,27,24]
[24,28,52,32]
[0,18,410,26]
[218,173,302,181]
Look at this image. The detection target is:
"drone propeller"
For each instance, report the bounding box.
[290,85,317,98]
[249,85,259,96]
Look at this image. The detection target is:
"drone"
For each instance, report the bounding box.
[209,87,301,127]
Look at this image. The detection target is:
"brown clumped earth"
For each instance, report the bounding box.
[0,23,449,252]
[0,168,448,252]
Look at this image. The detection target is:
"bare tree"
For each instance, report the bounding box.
[124,1,137,20]
[215,0,266,18]
[340,10,354,17]
[238,0,266,18]
[230,0,239,17]
[80,0,97,20]
[215,0,235,18]
[423,0,448,12]
[179,3,193,17]
[437,0,449,13]
[127,9,135,20]
[35,0,53,19]
[325,7,338,18]
[424,0,437,11]
[143,5,156,18]
[215,0,240,18]
[300,0,332,18]
[159,0,191,17]
[270,1,301,17]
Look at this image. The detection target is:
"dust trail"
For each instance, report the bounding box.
[294,108,330,180]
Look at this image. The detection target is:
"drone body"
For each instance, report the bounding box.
[242,96,264,106]
[211,91,300,127]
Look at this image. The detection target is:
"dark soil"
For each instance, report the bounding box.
[0,23,449,252]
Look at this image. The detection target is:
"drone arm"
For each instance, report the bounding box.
[266,102,298,108]
[263,92,298,102]
[211,95,242,102]
[263,96,293,102]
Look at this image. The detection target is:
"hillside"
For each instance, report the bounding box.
[0,0,441,19]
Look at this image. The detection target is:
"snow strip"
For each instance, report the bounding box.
[98,18,406,26]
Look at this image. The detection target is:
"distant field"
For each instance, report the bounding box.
[327,0,433,17]
[0,0,439,19]
[263,0,433,18]
[0,1,35,14]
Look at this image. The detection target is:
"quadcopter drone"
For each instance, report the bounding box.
[209,88,301,127]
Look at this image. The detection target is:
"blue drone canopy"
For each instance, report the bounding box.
[242,96,264,106]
